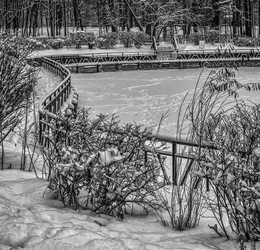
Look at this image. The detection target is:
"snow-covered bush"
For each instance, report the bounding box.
[188,32,205,45]
[119,31,135,48]
[25,38,47,50]
[70,31,95,48]
[30,37,67,50]
[205,30,219,44]
[119,31,149,48]
[46,109,167,219]
[96,32,118,49]
[133,32,149,49]
[233,37,260,47]
[47,38,64,49]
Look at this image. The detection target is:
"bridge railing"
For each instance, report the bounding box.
[46,48,260,64]
[38,57,71,147]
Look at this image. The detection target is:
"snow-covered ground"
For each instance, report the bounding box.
[1,166,257,250]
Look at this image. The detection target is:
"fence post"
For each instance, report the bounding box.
[172,142,177,185]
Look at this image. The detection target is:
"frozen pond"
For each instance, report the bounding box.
[72,67,260,135]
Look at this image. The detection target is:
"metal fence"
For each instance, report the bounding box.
[38,57,71,147]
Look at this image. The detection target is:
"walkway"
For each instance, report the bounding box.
[31,45,154,58]
[36,67,61,99]
[32,43,260,59]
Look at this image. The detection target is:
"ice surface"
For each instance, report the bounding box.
[72,67,260,135]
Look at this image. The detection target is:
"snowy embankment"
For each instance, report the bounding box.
[1,63,259,250]
[0,169,244,250]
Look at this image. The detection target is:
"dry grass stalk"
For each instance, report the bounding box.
[178,65,260,240]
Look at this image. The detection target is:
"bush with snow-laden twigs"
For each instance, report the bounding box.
[44,109,168,219]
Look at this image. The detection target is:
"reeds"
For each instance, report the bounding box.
[177,65,260,240]
[0,34,38,170]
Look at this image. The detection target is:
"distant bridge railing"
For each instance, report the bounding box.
[38,57,71,147]
[47,48,260,64]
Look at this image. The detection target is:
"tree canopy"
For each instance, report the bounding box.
[0,0,259,38]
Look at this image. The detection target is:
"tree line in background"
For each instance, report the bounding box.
[0,0,260,39]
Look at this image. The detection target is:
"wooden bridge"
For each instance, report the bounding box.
[46,48,260,65]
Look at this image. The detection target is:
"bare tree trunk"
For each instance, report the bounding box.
[63,0,67,36]
[40,3,43,36]
[1,131,4,170]
[49,0,55,37]
[72,0,84,31]
[124,0,143,31]
[23,2,30,37]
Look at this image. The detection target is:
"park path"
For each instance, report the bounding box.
[31,43,231,58]
[36,67,61,99]
[32,44,154,58]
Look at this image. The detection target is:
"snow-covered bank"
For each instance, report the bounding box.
[0,139,258,249]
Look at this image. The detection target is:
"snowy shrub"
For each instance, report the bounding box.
[118,31,149,48]
[96,32,118,49]
[205,30,219,44]
[133,32,149,49]
[182,31,226,45]
[31,37,68,50]
[70,31,95,48]
[178,66,260,240]
[188,32,205,45]
[233,37,260,47]
[26,38,47,50]
[46,109,167,219]
[119,31,135,48]
[48,38,64,49]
